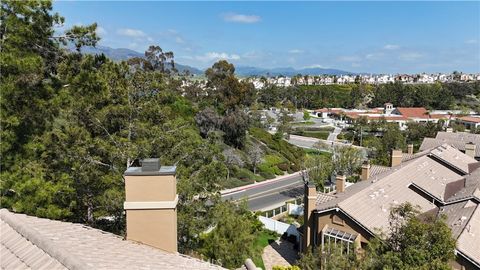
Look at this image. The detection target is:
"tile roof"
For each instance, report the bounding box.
[1,219,67,270]
[419,132,480,158]
[395,107,428,118]
[312,143,480,266]
[338,155,459,234]
[0,209,225,270]
[459,116,480,123]
[370,164,391,178]
[440,200,478,239]
[429,144,477,174]
[456,204,480,266]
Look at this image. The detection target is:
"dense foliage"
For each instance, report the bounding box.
[258,82,480,112]
[0,2,288,267]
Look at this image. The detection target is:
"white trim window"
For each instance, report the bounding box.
[321,227,357,254]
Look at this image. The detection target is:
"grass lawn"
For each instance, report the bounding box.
[291,130,330,140]
[252,230,279,269]
[303,131,330,140]
[292,121,315,125]
[304,148,332,158]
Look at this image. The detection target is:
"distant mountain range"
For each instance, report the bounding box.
[233,66,355,76]
[75,45,355,76]
[76,45,203,75]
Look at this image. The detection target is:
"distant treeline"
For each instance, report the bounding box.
[257,82,480,111]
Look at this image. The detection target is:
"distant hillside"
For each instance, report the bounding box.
[235,66,355,77]
[75,45,203,75]
[73,46,356,77]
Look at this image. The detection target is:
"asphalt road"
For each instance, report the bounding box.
[221,173,304,211]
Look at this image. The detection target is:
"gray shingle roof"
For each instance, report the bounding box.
[455,204,480,266]
[0,209,224,270]
[420,132,480,158]
[314,143,480,266]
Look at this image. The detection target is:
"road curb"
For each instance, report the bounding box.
[220,171,301,196]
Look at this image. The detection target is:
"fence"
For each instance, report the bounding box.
[287,203,303,216]
[258,216,300,242]
[261,197,303,218]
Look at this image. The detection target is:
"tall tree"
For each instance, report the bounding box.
[205,60,254,112]
[199,201,262,269]
[0,0,98,168]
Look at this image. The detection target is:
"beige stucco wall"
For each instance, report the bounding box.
[125,175,176,202]
[315,210,371,247]
[126,209,177,253]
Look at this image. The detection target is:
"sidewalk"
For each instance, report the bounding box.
[262,240,297,270]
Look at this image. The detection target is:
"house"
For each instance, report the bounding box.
[328,104,449,130]
[420,131,480,160]
[457,116,480,130]
[302,142,480,269]
[0,159,225,270]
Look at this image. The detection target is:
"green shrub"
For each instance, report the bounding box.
[277,162,289,171]
[223,177,254,189]
[260,171,276,179]
[264,154,284,165]
[249,127,305,169]
[235,168,265,182]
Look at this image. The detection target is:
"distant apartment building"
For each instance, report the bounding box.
[302,139,480,269]
[240,72,479,89]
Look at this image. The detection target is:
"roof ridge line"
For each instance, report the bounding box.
[0,209,88,270]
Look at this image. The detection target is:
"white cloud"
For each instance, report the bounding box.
[384,44,400,50]
[304,64,328,69]
[465,39,478,44]
[117,28,146,38]
[365,52,385,60]
[398,52,423,61]
[288,49,303,54]
[338,55,361,62]
[160,29,185,44]
[194,52,241,62]
[222,12,261,23]
[96,26,107,36]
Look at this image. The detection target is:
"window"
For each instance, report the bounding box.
[321,227,357,254]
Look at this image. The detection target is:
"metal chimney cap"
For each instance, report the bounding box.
[124,158,176,176]
[141,158,161,172]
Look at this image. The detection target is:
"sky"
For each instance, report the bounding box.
[53,1,480,74]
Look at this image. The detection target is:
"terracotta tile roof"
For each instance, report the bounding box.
[459,116,480,123]
[0,209,225,270]
[395,107,428,118]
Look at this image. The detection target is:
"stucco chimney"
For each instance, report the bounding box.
[124,158,178,253]
[391,149,403,167]
[336,174,346,193]
[303,183,317,250]
[407,144,414,155]
[465,142,476,158]
[361,160,371,181]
